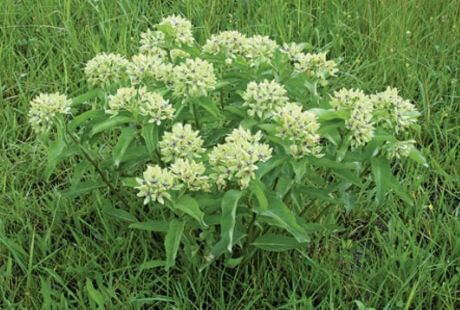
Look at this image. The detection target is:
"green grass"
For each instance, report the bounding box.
[0,0,459,308]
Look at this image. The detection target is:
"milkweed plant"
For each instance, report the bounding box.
[29,15,427,270]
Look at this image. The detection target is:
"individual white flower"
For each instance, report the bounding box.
[158,123,205,163]
[170,158,210,192]
[171,58,216,97]
[138,87,175,125]
[139,29,167,53]
[385,140,416,159]
[106,87,138,116]
[84,53,129,87]
[275,103,323,158]
[209,127,272,189]
[243,35,278,65]
[203,30,248,60]
[294,52,338,85]
[136,165,176,205]
[242,79,289,119]
[280,42,305,61]
[370,87,419,133]
[158,15,195,46]
[28,93,71,134]
[127,54,173,85]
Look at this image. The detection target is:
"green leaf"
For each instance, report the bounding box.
[129,221,169,232]
[113,127,136,167]
[141,123,159,155]
[44,133,66,180]
[90,116,134,136]
[72,89,104,106]
[174,195,208,228]
[371,157,392,204]
[102,205,138,223]
[257,184,309,243]
[164,220,185,271]
[86,278,105,308]
[309,108,349,120]
[251,233,307,252]
[194,97,221,118]
[249,180,268,211]
[220,190,243,253]
[62,180,104,197]
[408,148,428,167]
[256,155,288,178]
[332,169,363,188]
[140,260,166,270]
[68,110,105,132]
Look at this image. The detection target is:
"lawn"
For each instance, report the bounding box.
[0,0,459,308]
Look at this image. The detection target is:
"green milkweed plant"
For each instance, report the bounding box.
[29,15,427,270]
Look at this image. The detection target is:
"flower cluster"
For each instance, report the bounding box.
[385,140,416,159]
[243,35,279,65]
[170,158,210,192]
[28,93,72,134]
[158,123,205,163]
[106,87,174,124]
[294,52,338,86]
[127,54,173,85]
[171,58,217,97]
[139,29,166,54]
[242,80,289,119]
[138,87,175,125]
[158,15,195,46]
[275,103,322,158]
[370,87,419,133]
[203,30,249,62]
[136,165,176,205]
[84,53,129,87]
[280,42,305,61]
[209,127,272,189]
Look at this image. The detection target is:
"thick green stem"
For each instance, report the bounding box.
[191,100,201,131]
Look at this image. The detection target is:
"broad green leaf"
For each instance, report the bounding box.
[86,278,105,308]
[194,97,221,118]
[257,184,309,243]
[129,221,169,232]
[408,148,428,167]
[141,123,158,155]
[68,110,105,131]
[72,89,104,106]
[174,195,208,228]
[332,169,363,188]
[251,233,307,252]
[203,231,246,268]
[371,157,392,204]
[44,133,66,180]
[164,220,185,271]
[90,116,133,136]
[63,180,104,197]
[220,190,243,253]
[309,157,359,170]
[309,108,349,120]
[249,180,268,211]
[294,185,339,204]
[113,126,136,167]
[102,205,138,223]
[140,260,166,270]
[256,155,288,178]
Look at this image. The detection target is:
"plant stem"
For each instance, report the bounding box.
[65,127,131,209]
[191,100,201,131]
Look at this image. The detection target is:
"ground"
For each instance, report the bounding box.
[0,0,459,308]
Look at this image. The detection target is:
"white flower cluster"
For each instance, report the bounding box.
[158,15,195,46]
[275,103,322,158]
[331,88,375,148]
[170,158,210,192]
[139,29,167,54]
[28,93,72,134]
[370,87,419,133]
[158,123,205,163]
[84,53,129,87]
[171,58,216,97]
[209,127,272,189]
[280,42,306,61]
[385,140,415,160]
[242,35,279,65]
[294,52,338,86]
[127,54,173,85]
[203,30,249,62]
[242,80,289,119]
[106,87,174,124]
[136,165,177,205]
